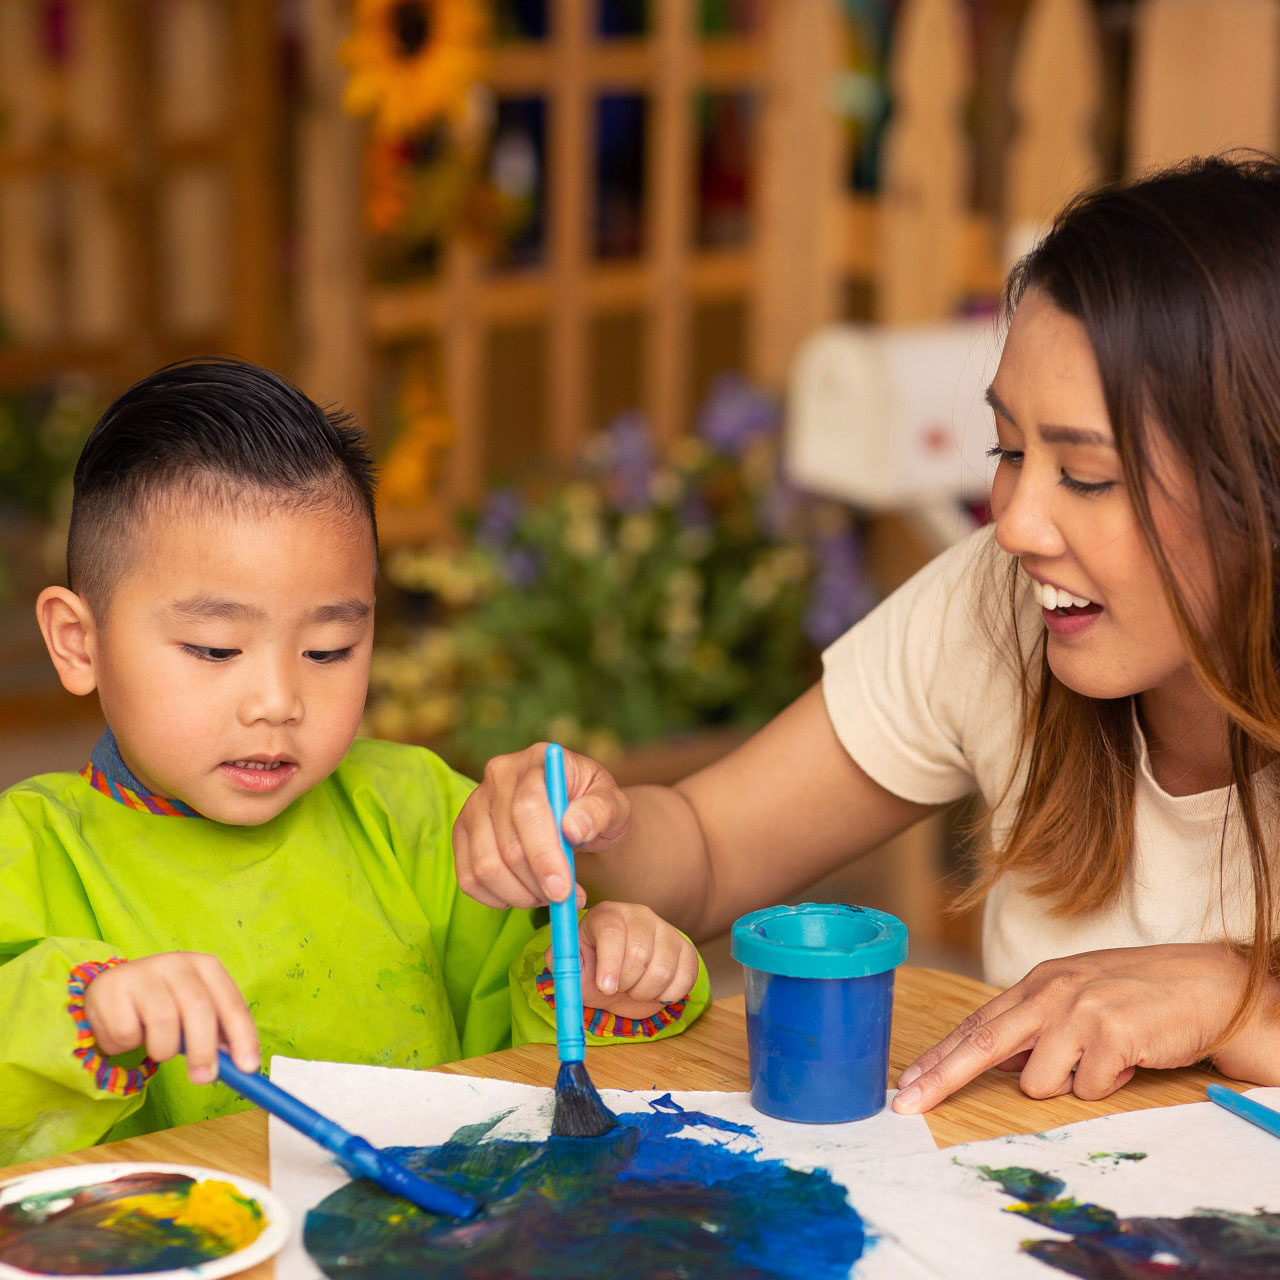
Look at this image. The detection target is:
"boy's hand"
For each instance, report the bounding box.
[546,902,698,1020]
[455,744,631,910]
[82,952,260,1086]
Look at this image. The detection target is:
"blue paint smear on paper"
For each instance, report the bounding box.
[305,1094,869,1279]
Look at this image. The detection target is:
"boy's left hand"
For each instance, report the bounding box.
[546,901,698,1020]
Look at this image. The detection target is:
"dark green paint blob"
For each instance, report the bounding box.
[975,1164,1280,1279]
[305,1094,867,1279]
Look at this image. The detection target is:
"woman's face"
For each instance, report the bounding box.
[988,287,1212,703]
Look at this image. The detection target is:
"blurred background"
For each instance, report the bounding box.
[1,0,1276,990]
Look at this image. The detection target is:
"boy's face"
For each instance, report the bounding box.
[89,496,377,824]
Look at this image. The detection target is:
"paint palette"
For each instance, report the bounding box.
[0,1163,289,1280]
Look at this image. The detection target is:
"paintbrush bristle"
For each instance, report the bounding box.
[551,1060,618,1138]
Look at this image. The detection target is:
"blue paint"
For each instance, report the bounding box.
[732,904,906,1123]
[304,1095,869,1280]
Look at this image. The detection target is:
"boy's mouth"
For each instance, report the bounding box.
[220,756,299,793]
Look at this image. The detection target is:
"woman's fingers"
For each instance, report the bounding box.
[893,1005,1036,1113]
[898,986,1026,1089]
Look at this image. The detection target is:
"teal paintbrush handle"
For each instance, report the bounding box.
[545,743,585,1063]
[1206,1083,1280,1140]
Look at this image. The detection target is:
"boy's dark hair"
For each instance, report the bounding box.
[68,357,377,613]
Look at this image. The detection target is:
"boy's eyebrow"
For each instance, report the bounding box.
[984,385,1114,449]
[166,596,372,624]
[168,594,265,622]
[308,600,373,624]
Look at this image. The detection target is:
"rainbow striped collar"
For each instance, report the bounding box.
[81,731,201,818]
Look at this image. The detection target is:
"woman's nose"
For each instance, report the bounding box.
[992,467,1066,560]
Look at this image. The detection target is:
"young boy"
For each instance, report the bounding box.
[0,359,708,1165]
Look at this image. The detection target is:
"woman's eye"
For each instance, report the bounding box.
[985,444,1023,467]
[305,647,354,665]
[1059,470,1118,497]
[181,645,239,662]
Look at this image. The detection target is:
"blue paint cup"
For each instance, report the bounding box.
[731,903,908,1124]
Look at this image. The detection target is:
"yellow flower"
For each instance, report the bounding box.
[343,0,491,137]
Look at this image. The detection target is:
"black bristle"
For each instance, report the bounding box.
[551,1060,618,1137]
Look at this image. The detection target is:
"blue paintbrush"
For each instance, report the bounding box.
[212,1049,479,1218]
[1206,1082,1280,1141]
[544,742,618,1138]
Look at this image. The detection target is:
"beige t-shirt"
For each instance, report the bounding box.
[821,523,1255,989]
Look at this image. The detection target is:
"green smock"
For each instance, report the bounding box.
[0,737,709,1164]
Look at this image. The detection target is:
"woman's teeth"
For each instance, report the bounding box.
[1032,581,1096,611]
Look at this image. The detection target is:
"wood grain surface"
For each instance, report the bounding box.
[0,965,1242,1280]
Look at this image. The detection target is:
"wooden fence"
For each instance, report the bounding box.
[294,0,1280,543]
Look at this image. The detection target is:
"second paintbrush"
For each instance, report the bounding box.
[544,742,618,1138]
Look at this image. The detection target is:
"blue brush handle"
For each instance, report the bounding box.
[1207,1082,1280,1140]
[214,1050,478,1219]
[544,743,584,1064]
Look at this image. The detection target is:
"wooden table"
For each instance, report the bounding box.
[0,967,1237,1278]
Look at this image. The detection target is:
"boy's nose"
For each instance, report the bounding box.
[240,663,303,726]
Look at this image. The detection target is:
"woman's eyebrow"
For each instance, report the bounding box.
[984,385,1115,449]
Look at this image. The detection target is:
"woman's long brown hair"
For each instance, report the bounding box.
[956,155,1280,1025]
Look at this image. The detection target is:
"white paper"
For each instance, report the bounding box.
[267,1056,938,1280]
[853,1087,1280,1279]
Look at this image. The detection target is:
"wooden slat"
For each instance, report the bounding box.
[0,0,58,342]
[486,35,763,94]
[296,0,369,424]
[1005,0,1101,262]
[647,0,697,446]
[438,242,486,502]
[229,0,282,367]
[1128,0,1280,174]
[748,0,846,386]
[876,0,970,323]
[546,0,592,461]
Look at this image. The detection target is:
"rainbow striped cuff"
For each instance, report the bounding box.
[80,762,200,817]
[535,967,688,1039]
[67,958,159,1096]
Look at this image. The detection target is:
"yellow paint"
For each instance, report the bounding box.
[102,1179,266,1250]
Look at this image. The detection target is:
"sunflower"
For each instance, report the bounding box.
[342,0,491,137]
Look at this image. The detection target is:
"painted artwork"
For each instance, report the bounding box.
[268,1057,939,1280]
[851,1087,1280,1279]
[0,1164,287,1280]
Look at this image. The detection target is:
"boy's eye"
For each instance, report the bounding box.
[305,647,354,664]
[182,644,239,662]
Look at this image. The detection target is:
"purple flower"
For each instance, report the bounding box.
[502,546,541,589]
[696,373,780,457]
[803,528,878,647]
[599,410,655,512]
[676,494,713,530]
[756,480,803,540]
[477,489,524,548]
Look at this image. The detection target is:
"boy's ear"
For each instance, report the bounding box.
[35,586,99,697]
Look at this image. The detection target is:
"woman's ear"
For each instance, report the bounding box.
[36,586,99,697]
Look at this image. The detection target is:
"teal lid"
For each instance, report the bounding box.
[730,903,908,979]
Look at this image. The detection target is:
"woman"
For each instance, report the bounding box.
[453,155,1280,1113]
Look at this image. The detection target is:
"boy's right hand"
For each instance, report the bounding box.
[454,744,632,909]
[82,952,260,1086]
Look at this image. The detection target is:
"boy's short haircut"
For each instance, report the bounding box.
[68,358,377,615]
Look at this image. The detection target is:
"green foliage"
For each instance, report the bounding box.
[366,378,874,773]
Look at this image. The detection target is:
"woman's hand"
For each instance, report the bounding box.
[551,901,699,1020]
[83,952,260,1086]
[454,743,632,909]
[893,943,1275,1114]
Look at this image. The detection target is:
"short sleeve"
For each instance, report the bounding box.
[821,523,1020,807]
